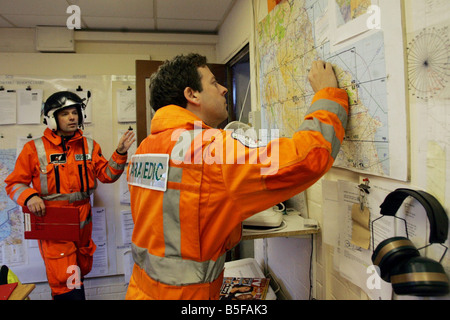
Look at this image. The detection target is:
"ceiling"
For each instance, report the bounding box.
[0,0,237,34]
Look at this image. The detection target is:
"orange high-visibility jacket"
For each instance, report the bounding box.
[5,128,127,208]
[126,87,349,300]
[4,128,127,296]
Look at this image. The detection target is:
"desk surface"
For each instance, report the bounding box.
[242,214,319,240]
[8,283,35,300]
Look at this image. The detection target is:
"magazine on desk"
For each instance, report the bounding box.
[219,277,270,300]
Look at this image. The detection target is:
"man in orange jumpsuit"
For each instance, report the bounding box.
[4,91,135,299]
[126,54,349,300]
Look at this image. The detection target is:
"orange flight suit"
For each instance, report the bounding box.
[5,128,127,298]
[126,87,349,300]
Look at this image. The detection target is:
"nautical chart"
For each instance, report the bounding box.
[0,149,27,266]
[257,0,408,180]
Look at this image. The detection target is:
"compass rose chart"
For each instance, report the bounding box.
[407,25,450,101]
[405,1,450,208]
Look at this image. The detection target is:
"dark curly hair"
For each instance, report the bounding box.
[149,53,207,111]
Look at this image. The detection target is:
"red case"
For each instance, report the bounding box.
[23,206,80,241]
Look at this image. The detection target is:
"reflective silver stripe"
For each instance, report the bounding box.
[305,98,348,128]
[299,118,341,159]
[105,167,120,181]
[299,99,347,159]
[33,137,48,167]
[108,157,126,171]
[132,243,226,286]
[85,137,94,156]
[80,213,92,229]
[168,166,182,184]
[162,130,199,256]
[83,136,96,184]
[41,189,93,203]
[11,184,30,203]
[163,189,181,256]
[105,158,125,181]
[33,138,49,195]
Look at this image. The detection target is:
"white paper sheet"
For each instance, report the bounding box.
[116,89,136,123]
[87,207,108,277]
[0,90,17,124]
[120,210,134,246]
[322,179,340,246]
[336,180,393,300]
[16,89,42,124]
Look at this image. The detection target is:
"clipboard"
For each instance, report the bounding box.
[23,206,80,241]
[0,283,18,300]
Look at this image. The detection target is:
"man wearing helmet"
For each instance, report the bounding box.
[4,91,135,300]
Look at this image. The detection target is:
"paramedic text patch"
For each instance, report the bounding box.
[128,154,169,192]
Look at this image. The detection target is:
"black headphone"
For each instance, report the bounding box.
[371,188,449,296]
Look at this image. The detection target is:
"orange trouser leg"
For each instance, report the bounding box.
[38,222,96,297]
[39,239,79,296]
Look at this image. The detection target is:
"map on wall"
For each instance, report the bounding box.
[0,149,27,266]
[257,0,408,180]
[335,0,371,26]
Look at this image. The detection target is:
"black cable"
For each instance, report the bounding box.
[309,234,314,300]
[81,137,89,197]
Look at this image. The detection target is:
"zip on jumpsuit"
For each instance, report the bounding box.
[4,128,127,298]
[126,87,349,300]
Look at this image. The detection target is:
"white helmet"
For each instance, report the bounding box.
[43,91,86,131]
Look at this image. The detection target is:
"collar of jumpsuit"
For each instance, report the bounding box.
[44,127,84,146]
[151,104,211,134]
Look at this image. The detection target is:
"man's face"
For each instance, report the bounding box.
[197,66,228,128]
[56,106,79,136]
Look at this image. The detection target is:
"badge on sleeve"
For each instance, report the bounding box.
[231,132,267,148]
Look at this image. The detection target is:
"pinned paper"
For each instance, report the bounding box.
[351,203,371,249]
[17,89,42,124]
[0,90,17,125]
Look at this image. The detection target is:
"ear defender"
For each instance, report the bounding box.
[43,111,59,131]
[371,236,420,282]
[371,188,449,296]
[390,255,449,296]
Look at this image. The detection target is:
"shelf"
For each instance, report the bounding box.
[242,213,320,240]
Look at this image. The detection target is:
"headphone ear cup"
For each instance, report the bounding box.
[371,236,420,282]
[390,256,450,296]
[44,115,58,131]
